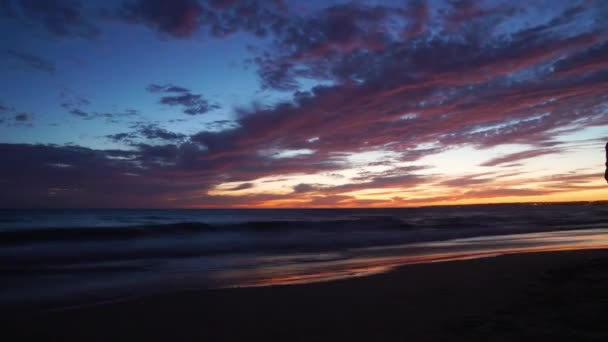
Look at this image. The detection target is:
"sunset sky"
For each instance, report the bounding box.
[0,0,607,208]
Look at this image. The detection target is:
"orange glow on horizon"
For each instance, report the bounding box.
[186,191,608,209]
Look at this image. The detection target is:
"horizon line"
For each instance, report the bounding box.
[2,199,606,211]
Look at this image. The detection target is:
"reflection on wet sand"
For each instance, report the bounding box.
[215,229,608,287]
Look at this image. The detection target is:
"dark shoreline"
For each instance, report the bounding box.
[4,248,608,341]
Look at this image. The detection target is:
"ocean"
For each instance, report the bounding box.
[1,203,608,310]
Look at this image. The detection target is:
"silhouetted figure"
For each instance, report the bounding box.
[605,143,608,183]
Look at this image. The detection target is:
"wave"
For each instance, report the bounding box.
[2,205,607,245]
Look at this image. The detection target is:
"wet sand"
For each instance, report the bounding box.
[4,249,608,341]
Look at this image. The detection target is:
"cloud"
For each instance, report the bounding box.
[167,1,607,206]
[105,132,133,143]
[462,188,551,198]
[0,141,241,207]
[438,172,497,188]
[539,171,604,185]
[0,143,172,207]
[203,0,286,38]
[443,0,506,31]
[106,123,187,144]
[120,0,203,38]
[236,4,606,157]
[291,167,428,196]
[307,195,352,206]
[1,48,55,73]
[292,183,316,193]
[403,0,429,37]
[480,148,563,167]
[0,107,34,126]
[161,93,218,115]
[146,83,190,93]
[69,108,88,117]
[68,108,139,122]
[0,140,601,208]
[118,0,286,39]
[60,97,90,109]
[147,83,219,115]
[252,1,605,92]
[225,182,254,191]
[138,124,187,141]
[553,41,608,76]
[254,2,409,90]
[2,0,100,39]
[14,112,32,122]
[203,119,238,131]
[435,170,528,193]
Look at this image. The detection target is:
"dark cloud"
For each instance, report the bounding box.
[60,96,90,110]
[0,143,175,207]
[146,83,190,93]
[292,183,316,193]
[119,0,286,39]
[147,83,219,115]
[291,169,428,196]
[0,104,33,126]
[204,119,238,131]
[68,108,139,122]
[121,0,203,38]
[69,108,88,117]
[138,124,187,141]
[14,112,32,122]
[106,132,133,143]
[327,174,426,194]
[3,0,100,39]
[106,123,187,144]
[553,41,608,76]
[161,93,218,115]
[195,0,287,38]
[2,48,55,73]
[225,182,254,191]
